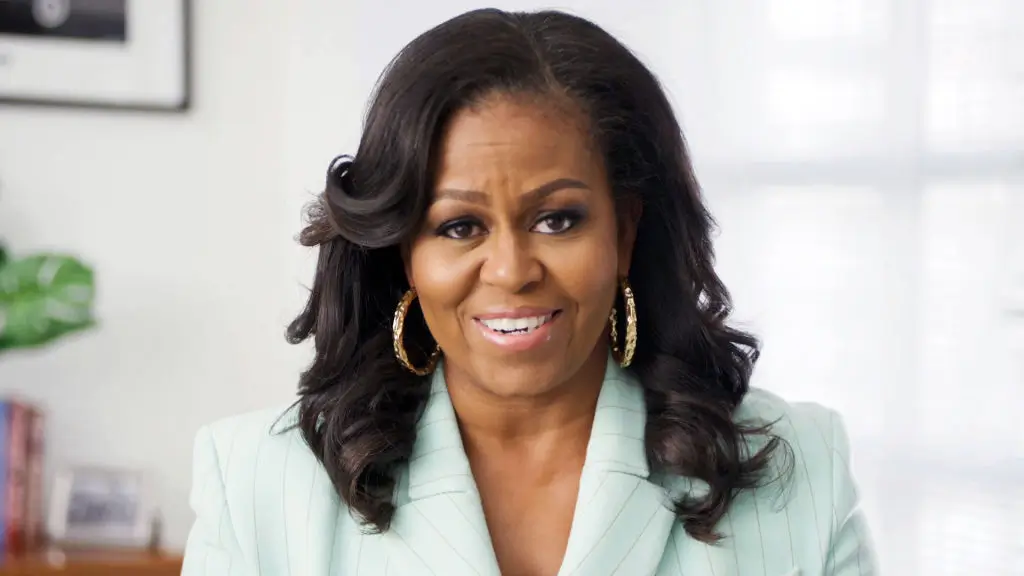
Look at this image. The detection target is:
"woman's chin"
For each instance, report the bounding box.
[449,352,600,401]
[475,361,566,398]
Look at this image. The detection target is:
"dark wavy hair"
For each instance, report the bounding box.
[287,8,787,543]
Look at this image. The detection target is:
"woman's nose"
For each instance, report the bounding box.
[479,229,543,293]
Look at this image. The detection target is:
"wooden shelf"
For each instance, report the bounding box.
[0,548,182,575]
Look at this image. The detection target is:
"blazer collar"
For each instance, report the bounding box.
[378,354,677,575]
[402,365,477,500]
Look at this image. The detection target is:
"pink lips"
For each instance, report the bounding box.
[473,308,562,353]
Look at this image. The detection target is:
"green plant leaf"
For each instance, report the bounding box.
[0,253,96,352]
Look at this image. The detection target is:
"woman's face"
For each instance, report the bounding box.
[406,95,636,398]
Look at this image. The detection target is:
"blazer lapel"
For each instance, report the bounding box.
[556,356,678,576]
[357,356,678,575]
[373,365,502,575]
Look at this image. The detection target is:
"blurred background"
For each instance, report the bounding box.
[0,0,1021,574]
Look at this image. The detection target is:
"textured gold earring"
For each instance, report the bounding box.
[392,288,441,376]
[609,278,637,368]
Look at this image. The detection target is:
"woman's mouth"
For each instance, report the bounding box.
[477,312,558,335]
[473,309,562,352]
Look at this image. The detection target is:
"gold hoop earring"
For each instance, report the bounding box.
[609,278,637,368]
[392,288,441,376]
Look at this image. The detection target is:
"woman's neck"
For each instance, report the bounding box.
[444,348,607,468]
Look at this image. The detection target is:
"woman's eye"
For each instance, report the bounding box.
[437,220,484,240]
[532,211,582,234]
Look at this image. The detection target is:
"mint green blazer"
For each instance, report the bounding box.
[182,356,877,575]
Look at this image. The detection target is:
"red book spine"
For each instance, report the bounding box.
[4,402,28,553]
[23,408,44,550]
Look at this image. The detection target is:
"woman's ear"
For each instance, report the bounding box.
[617,197,642,277]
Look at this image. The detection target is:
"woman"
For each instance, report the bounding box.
[183,8,875,576]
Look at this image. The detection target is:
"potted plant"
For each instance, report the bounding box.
[0,244,96,353]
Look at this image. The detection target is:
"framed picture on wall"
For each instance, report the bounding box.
[0,0,191,111]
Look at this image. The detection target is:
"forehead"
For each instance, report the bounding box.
[433,95,600,185]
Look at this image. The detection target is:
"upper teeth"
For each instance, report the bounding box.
[480,315,552,332]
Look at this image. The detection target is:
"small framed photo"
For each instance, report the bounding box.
[0,0,191,111]
[47,466,154,548]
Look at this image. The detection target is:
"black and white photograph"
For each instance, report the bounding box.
[66,470,139,528]
[0,0,127,43]
[0,0,189,110]
[47,466,153,548]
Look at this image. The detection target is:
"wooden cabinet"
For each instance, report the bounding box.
[0,548,182,575]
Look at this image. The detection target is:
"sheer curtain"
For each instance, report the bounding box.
[672,1,1024,573]
[305,0,1024,572]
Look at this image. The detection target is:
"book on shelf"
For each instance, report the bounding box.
[0,399,45,555]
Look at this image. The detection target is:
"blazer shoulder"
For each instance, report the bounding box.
[730,389,877,571]
[664,391,875,573]
[204,402,300,437]
[736,387,848,457]
[196,402,310,501]
[186,403,348,574]
[657,388,852,502]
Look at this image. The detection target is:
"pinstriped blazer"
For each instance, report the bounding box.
[182,356,877,575]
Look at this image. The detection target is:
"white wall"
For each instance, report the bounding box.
[0,1,306,549]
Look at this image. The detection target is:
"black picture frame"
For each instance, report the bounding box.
[0,0,192,113]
